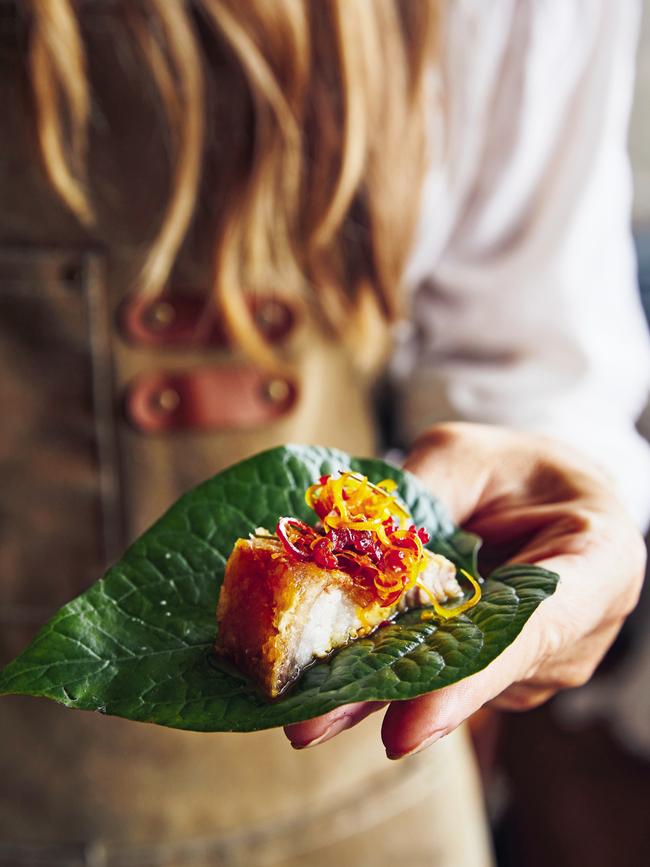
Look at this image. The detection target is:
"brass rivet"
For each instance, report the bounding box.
[60,262,81,286]
[151,387,180,413]
[146,301,175,330]
[256,300,283,329]
[261,378,291,404]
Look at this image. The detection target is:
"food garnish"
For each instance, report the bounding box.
[0,444,560,730]
[274,472,481,618]
[215,471,482,697]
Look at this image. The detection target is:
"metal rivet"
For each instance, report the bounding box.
[60,262,81,286]
[256,300,284,330]
[151,387,180,413]
[261,378,291,404]
[146,301,175,330]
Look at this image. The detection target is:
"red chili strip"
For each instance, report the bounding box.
[276,517,316,562]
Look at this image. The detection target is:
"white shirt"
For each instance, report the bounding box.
[398,0,650,529]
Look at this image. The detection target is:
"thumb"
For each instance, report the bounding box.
[380,617,540,759]
[403,425,494,525]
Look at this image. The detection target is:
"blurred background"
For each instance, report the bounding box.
[633,1,650,336]
[486,6,650,863]
[0,2,648,865]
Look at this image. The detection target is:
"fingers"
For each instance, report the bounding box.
[285,609,539,756]
[403,425,494,524]
[380,548,637,760]
[284,701,387,749]
[490,683,557,712]
[284,427,646,760]
[491,618,625,711]
[381,627,538,759]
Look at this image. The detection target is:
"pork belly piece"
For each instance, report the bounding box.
[215,534,463,698]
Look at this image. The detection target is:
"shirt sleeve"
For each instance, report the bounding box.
[398,0,650,529]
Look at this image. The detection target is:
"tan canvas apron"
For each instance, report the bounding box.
[0,10,493,867]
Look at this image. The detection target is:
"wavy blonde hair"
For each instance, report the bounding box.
[26,0,440,368]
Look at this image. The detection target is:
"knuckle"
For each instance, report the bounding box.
[618,527,647,616]
[545,507,601,553]
[413,420,501,449]
[561,667,594,690]
[548,661,598,691]
[537,625,565,662]
[564,505,602,536]
[503,692,537,712]
[494,687,552,712]
[412,422,466,450]
[628,530,648,580]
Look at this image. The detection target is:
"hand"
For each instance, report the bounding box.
[284,423,646,758]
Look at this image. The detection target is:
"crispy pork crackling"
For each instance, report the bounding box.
[215,472,481,698]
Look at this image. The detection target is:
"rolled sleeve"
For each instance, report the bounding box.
[399,0,650,528]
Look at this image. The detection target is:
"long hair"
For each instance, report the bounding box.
[26,0,440,369]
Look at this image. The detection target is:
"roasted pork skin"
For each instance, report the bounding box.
[215,535,463,698]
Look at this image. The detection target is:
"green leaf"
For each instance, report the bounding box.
[0,445,558,731]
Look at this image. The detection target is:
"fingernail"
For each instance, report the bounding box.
[385,729,446,761]
[289,714,352,749]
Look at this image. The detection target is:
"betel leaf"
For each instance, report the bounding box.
[0,445,558,731]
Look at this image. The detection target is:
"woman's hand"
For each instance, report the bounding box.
[284,423,647,759]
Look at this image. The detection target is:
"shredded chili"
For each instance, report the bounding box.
[274,471,481,618]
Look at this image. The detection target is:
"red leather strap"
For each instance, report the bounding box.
[124,367,297,433]
[118,293,295,348]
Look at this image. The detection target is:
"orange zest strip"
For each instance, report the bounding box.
[419,569,482,621]
[299,470,479,622]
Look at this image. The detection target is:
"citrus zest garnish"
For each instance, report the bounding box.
[419,569,482,621]
[292,471,482,620]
